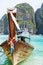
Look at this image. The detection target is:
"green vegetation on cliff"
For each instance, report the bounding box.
[0,3,36,34]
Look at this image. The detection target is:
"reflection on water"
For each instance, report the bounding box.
[0,35,43,65]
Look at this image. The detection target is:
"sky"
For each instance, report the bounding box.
[0,0,43,19]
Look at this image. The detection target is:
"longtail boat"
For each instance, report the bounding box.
[0,8,34,65]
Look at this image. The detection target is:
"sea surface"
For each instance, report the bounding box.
[0,34,43,65]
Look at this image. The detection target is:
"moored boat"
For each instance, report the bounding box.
[0,8,34,65]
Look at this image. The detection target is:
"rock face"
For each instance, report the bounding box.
[35,4,43,35]
[16,3,36,34]
[16,3,34,21]
[0,3,36,34]
[0,20,4,34]
[1,14,9,34]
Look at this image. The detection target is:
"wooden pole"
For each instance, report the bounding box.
[7,8,16,40]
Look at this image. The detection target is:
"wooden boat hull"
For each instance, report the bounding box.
[0,40,34,65]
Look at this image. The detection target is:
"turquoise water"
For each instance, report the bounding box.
[0,34,43,65]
